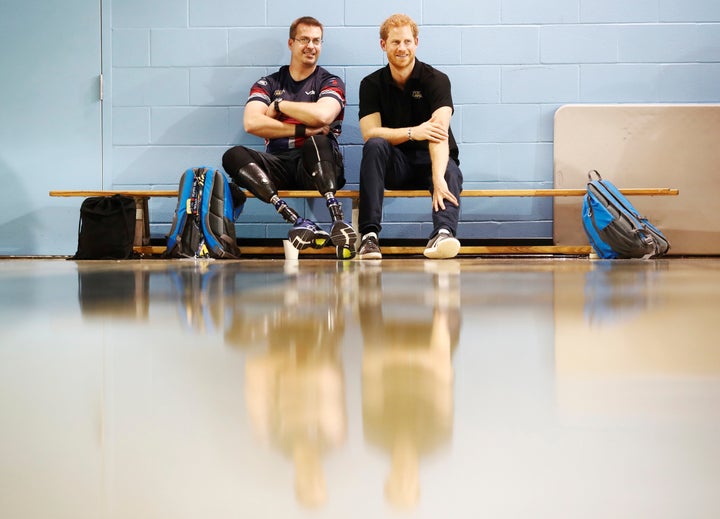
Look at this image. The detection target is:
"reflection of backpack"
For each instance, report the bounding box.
[582,170,670,259]
[165,167,246,259]
[170,264,234,334]
[583,262,654,325]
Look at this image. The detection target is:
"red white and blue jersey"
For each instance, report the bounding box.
[247,65,345,154]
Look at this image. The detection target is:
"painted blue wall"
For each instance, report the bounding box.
[3,1,720,253]
[0,0,102,256]
[110,0,720,242]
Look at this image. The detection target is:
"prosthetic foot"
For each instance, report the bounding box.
[288,216,331,250]
[268,196,327,250]
[326,194,357,260]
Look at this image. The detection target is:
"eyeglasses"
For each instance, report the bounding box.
[293,37,323,46]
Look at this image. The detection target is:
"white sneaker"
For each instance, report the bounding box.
[423,230,460,259]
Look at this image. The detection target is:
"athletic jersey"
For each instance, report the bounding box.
[358,60,459,163]
[247,65,345,154]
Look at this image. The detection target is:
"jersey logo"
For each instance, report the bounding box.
[305,90,316,95]
[412,90,423,99]
[274,89,285,97]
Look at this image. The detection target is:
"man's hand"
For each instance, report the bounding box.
[306,125,330,136]
[266,100,281,119]
[432,177,459,212]
[412,114,449,143]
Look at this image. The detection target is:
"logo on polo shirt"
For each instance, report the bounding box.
[412,90,423,99]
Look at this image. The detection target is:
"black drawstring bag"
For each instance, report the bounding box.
[71,195,136,259]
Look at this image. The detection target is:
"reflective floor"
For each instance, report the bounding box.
[1,256,720,519]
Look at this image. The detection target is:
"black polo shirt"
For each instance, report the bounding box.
[358,60,459,163]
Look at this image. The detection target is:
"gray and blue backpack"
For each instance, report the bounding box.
[165,167,245,259]
[582,170,670,259]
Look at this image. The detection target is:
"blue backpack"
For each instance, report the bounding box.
[582,170,670,259]
[165,167,245,259]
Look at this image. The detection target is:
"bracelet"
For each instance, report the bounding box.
[295,124,306,137]
[274,98,282,114]
[408,127,413,141]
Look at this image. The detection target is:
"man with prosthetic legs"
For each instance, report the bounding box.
[221,16,356,259]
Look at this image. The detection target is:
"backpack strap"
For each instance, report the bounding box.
[587,169,602,182]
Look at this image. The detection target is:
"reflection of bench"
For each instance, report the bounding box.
[50,187,679,256]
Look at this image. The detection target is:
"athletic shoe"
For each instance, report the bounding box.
[288,218,330,250]
[330,220,358,259]
[358,233,382,260]
[423,230,460,259]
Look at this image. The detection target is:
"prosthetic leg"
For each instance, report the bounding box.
[234,163,330,250]
[304,138,358,259]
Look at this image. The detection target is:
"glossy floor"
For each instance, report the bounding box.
[1,257,719,519]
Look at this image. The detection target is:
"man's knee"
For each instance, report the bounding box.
[222,147,277,201]
[222,146,254,179]
[302,135,334,163]
[362,137,391,158]
[302,136,343,194]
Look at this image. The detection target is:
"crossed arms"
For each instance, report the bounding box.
[244,97,341,139]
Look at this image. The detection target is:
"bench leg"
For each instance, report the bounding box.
[134,197,150,247]
[351,199,359,244]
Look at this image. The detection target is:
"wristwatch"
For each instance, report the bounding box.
[274,98,283,113]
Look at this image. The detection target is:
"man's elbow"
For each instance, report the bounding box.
[243,119,260,135]
[359,128,375,143]
[312,112,336,127]
[312,103,343,127]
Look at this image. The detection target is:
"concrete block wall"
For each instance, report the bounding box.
[110,0,720,241]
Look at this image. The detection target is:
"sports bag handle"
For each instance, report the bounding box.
[587,169,602,181]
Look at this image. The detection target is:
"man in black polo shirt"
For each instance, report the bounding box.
[357,13,463,260]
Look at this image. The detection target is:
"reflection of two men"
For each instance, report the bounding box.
[359,265,461,508]
[242,267,347,508]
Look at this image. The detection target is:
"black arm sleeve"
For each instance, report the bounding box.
[358,76,381,120]
[426,71,454,115]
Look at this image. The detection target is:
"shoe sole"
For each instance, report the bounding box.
[424,237,460,259]
[336,245,356,260]
[331,221,357,259]
[312,234,331,249]
[330,221,358,247]
[358,250,382,260]
[288,228,330,250]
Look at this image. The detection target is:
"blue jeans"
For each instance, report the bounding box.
[358,137,463,237]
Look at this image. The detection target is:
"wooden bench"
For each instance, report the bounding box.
[50,187,679,256]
